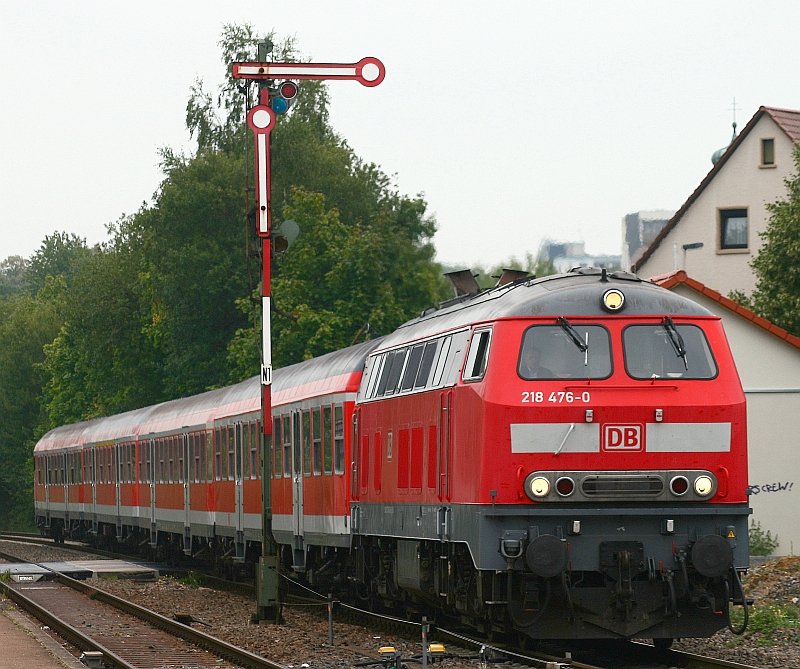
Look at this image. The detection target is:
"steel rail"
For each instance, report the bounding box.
[0,579,137,669]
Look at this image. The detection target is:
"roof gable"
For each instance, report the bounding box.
[632,106,800,273]
[650,270,800,349]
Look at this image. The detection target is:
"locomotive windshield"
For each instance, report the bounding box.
[518,325,612,379]
[623,323,717,379]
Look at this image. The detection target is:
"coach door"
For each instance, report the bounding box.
[183,433,191,552]
[234,422,244,545]
[148,437,157,546]
[291,410,304,539]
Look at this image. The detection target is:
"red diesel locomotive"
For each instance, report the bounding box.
[34,268,750,643]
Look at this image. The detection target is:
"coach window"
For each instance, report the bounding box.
[302,410,312,476]
[178,438,185,483]
[228,426,236,481]
[241,424,251,480]
[204,432,213,482]
[623,323,717,380]
[313,407,322,474]
[519,324,612,379]
[283,415,292,477]
[463,328,492,381]
[273,417,282,478]
[334,405,345,474]
[249,422,258,479]
[323,406,333,474]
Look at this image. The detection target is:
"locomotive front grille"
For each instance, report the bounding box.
[581,475,664,497]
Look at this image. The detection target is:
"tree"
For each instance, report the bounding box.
[227,188,443,379]
[40,225,164,426]
[0,255,28,298]
[732,145,800,337]
[0,279,66,528]
[24,232,92,294]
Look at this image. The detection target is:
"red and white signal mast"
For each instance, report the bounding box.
[232,46,384,620]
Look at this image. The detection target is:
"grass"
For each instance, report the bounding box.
[728,601,800,647]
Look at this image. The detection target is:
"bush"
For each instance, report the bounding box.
[749,520,779,556]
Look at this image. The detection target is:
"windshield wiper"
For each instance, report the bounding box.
[557,317,588,353]
[662,316,688,370]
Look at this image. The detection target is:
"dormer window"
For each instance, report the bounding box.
[761,138,775,166]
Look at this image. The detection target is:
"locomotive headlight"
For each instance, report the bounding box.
[529,476,551,498]
[694,475,714,497]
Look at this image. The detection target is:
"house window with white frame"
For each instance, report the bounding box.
[719,208,748,250]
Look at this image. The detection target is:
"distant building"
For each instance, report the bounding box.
[537,239,620,274]
[633,106,800,295]
[621,210,673,271]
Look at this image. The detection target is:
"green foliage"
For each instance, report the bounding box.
[228,188,441,376]
[732,145,800,337]
[178,571,204,588]
[749,520,780,556]
[729,601,800,646]
[24,232,92,295]
[0,256,28,298]
[0,278,66,529]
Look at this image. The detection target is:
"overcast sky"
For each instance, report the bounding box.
[2,1,799,270]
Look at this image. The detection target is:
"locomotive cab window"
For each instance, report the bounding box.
[624,322,717,379]
[463,328,492,381]
[519,324,612,380]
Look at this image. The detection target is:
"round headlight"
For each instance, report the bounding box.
[694,475,714,497]
[529,476,551,498]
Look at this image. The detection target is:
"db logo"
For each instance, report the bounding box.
[603,424,644,451]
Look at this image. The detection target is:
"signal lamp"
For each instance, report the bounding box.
[555,477,575,497]
[269,80,299,115]
[670,475,689,496]
[279,80,298,100]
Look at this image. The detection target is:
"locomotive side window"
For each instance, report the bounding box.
[624,323,717,379]
[415,341,438,388]
[518,325,612,380]
[432,336,452,386]
[463,328,492,381]
[400,344,425,392]
[383,349,408,396]
[362,354,386,400]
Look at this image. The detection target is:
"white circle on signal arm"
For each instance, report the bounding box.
[361,62,380,82]
[252,109,272,129]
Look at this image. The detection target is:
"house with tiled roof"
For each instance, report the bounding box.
[634,106,800,296]
[653,270,800,556]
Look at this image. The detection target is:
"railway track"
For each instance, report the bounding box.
[0,570,283,669]
[0,535,765,669]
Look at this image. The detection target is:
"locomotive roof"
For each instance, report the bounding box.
[376,268,715,350]
[35,338,383,453]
